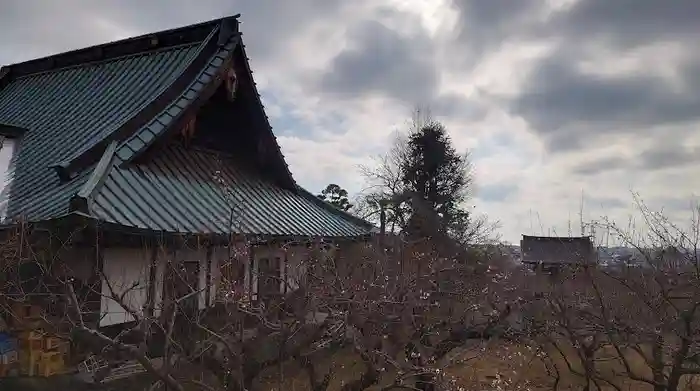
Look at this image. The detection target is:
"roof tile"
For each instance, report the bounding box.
[0,42,206,220]
[92,145,370,237]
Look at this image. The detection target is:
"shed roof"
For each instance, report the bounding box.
[520,235,595,265]
[0,15,372,238]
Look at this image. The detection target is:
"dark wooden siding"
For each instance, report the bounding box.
[520,235,594,265]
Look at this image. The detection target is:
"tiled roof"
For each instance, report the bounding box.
[0,16,373,238]
[90,144,370,237]
[0,41,205,220]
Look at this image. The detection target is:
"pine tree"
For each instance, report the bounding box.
[401,120,472,238]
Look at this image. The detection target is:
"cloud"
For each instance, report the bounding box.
[585,196,628,210]
[450,0,545,60]
[2,0,700,244]
[638,143,700,171]
[549,0,700,49]
[477,183,518,203]
[319,19,438,105]
[571,156,628,176]
[510,51,700,152]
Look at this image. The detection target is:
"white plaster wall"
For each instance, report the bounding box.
[100,248,151,327]
[0,138,17,223]
[285,246,309,292]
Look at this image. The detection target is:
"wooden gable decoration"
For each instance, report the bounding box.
[224,66,238,101]
[179,113,197,147]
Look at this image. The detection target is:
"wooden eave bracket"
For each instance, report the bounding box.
[0,123,28,138]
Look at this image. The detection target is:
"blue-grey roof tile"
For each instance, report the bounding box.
[0,42,206,220]
[91,145,370,237]
[0,16,372,238]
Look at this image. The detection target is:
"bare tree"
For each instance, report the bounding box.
[530,195,700,391]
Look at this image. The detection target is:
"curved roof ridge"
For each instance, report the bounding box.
[1,15,240,80]
[114,33,240,164]
[49,26,222,181]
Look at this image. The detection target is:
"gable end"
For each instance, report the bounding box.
[49,23,228,182]
[115,32,241,166]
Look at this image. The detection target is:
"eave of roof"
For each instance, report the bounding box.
[237,41,296,189]
[87,144,372,237]
[295,185,375,231]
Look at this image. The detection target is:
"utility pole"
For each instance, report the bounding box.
[579,189,585,236]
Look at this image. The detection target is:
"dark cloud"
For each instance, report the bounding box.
[649,197,698,213]
[572,156,628,176]
[572,142,700,177]
[450,0,543,59]
[431,93,489,122]
[550,0,700,49]
[510,54,700,151]
[477,182,518,203]
[318,14,485,121]
[467,0,700,155]
[319,19,438,105]
[638,144,700,171]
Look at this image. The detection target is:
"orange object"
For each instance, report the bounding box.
[17,330,44,352]
[38,351,64,377]
[43,336,65,352]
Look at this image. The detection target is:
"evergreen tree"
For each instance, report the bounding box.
[317,183,353,211]
[401,121,472,238]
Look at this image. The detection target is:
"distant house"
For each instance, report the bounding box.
[520,235,595,273]
[0,15,373,328]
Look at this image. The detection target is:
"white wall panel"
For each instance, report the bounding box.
[100,248,151,327]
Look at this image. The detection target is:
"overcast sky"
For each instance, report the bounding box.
[1,0,699,243]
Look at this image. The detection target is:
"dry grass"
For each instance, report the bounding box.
[251,340,700,391]
[11,339,698,391]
